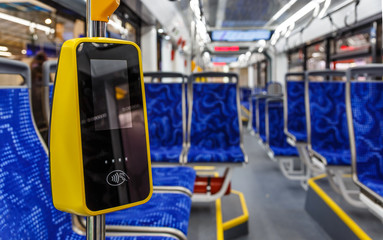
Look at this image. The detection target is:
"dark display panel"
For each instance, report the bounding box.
[77,42,150,211]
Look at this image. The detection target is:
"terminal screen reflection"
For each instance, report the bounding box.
[77,42,150,212]
[90,59,133,131]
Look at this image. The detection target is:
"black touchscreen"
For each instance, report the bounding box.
[76,42,150,211]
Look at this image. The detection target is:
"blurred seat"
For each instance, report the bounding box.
[144,72,187,163]
[254,82,282,143]
[306,70,364,208]
[347,65,383,217]
[284,72,307,144]
[265,98,298,157]
[185,72,246,164]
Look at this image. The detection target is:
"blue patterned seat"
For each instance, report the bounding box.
[286,81,307,142]
[251,97,257,133]
[267,101,298,156]
[0,86,179,240]
[106,192,191,236]
[239,87,252,111]
[257,97,266,142]
[145,83,184,163]
[49,84,53,107]
[308,82,350,166]
[350,81,383,197]
[187,83,245,163]
[152,167,196,193]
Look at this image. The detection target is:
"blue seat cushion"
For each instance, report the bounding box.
[152,167,196,193]
[270,145,298,156]
[312,150,350,166]
[359,177,383,198]
[106,193,191,236]
[150,146,183,163]
[290,132,307,142]
[187,146,245,163]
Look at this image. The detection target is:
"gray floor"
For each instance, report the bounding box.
[226,132,331,240]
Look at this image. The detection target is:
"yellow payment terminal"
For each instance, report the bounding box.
[49,0,152,217]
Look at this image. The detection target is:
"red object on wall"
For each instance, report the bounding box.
[185,60,187,67]
[171,49,175,61]
[193,176,231,195]
[214,46,239,52]
[177,37,183,46]
[213,62,226,66]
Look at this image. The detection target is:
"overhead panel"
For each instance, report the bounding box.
[202,0,348,30]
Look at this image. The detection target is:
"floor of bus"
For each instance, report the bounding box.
[188,131,331,240]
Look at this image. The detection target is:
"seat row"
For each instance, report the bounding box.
[248,65,383,220]
[44,64,247,165]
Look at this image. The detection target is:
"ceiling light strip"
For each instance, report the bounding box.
[265,0,298,26]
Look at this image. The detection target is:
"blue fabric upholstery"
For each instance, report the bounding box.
[240,87,252,110]
[251,97,257,133]
[286,81,307,142]
[350,81,383,197]
[267,101,298,156]
[152,167,196,193]
[258,98,266,142]
[308,82,350,166]
[145,83,184,163]
[49,84,53,107]
[0,88,179,240]
[187,83,244,163]
[240,87,252,102]
[106,193,191,235]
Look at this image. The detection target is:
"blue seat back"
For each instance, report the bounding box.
[308,81,350,165]
[49,84,54,106]
[189,83,241,149]
[145,83,184,149]
[0,59,74,239]
[348,66,383,198]
[239,87,252,102]
[267,100,297,155]
[285,75,307,142]
[257,98,266,142]
[251,97,257,132]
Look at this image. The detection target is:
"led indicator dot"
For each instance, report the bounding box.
[125,157,128,161]
[105,160,108,164]
[112,159,115,163]
[119,158,121,162]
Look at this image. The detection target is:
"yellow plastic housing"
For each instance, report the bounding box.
[50,37,152,216]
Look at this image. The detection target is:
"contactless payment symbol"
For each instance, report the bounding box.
[106,170,130,186]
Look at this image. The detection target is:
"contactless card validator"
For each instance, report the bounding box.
[50,38,152,216]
